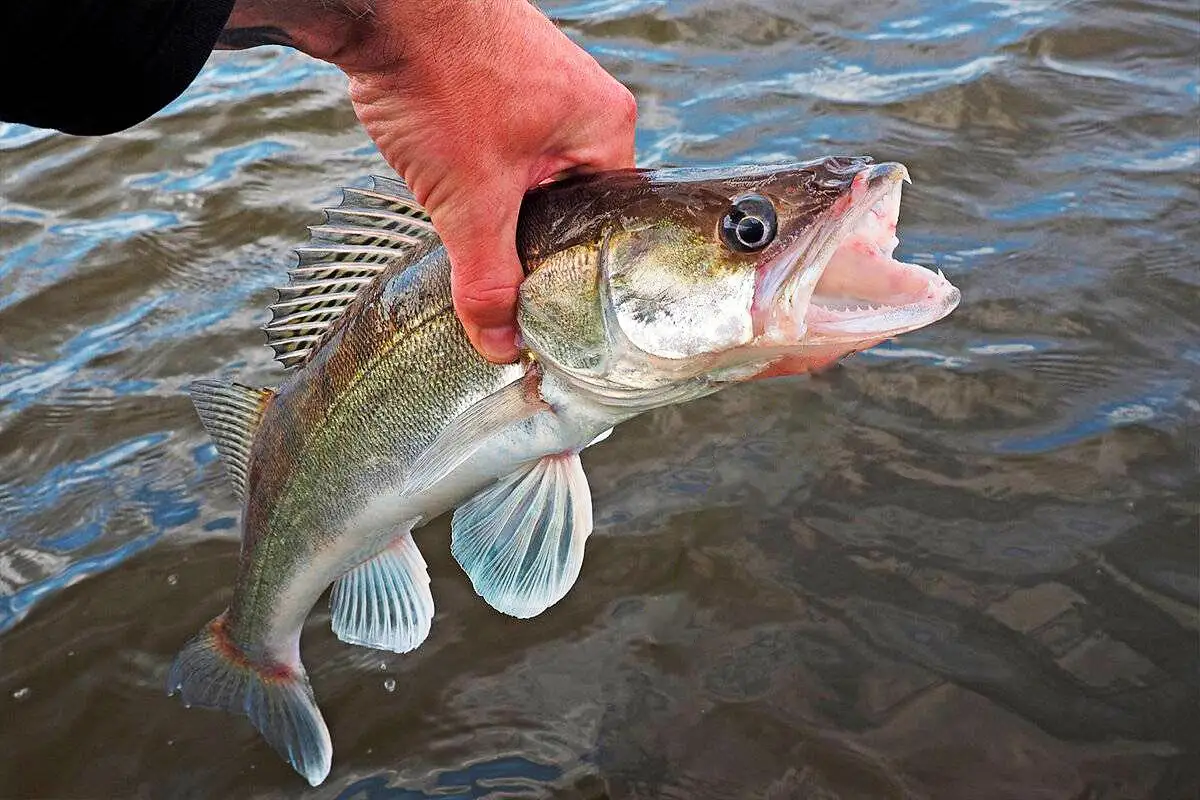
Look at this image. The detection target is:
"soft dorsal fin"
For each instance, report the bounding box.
[189,379,275,502]
[264,176,439,370]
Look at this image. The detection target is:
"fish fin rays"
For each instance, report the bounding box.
[329,530,434,654]
[403,371,549,498]
[265,175,440,370]
[189,380,274,503]
[450,452,594,619]
[166,613,332,787]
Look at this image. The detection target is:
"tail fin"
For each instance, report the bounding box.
[166,614,332,786]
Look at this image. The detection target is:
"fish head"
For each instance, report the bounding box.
[516,156,960,402]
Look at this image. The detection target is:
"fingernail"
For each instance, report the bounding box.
[479,326,518,363]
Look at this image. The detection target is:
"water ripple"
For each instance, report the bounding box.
[130,140,295,193]
[0,301,162,407]
[687,55,1007,106]
[0,431,203,632]
[0,212,180,312]
[0,0,1196,795]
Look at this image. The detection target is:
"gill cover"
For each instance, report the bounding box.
[602,221,757,360]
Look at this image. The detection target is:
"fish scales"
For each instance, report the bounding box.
[233,250,514,646]
[168,159,961,785]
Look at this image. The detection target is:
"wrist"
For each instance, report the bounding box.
[218,0,375,62]
[335,0,536,76]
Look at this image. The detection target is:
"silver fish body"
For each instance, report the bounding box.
[168,158,960,785]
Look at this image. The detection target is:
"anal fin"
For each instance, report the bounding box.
[329,531,434,654]
[451,452,593,619]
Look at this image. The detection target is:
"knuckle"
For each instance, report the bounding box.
[453,279,519,319]
[616,86,638,125]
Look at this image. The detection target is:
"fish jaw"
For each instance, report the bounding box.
[750,162,960,364]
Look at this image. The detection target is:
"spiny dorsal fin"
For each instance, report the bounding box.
[190,380,274,502]
[264,176,439,370]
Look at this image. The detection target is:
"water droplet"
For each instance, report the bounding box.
[12,687,30,701]
[383,678,396,693]
[167,574,178,586]
[379,662,387,671]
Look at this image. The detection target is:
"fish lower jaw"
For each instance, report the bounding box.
[753,163,914,343]
[803,271,961,343]
[754,242,960,347]
[797,174,960,343]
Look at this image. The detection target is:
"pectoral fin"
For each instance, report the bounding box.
[450,452,593,619]
[329,531,434,654]
[404,369,548,498]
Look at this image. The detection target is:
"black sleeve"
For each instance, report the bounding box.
[2,0,239,136]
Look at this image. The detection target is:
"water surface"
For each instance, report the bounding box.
[1,1,1197,797]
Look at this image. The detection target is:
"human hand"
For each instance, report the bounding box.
[219,0,637,363]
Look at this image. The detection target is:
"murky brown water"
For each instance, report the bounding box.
[1,1,1197,798]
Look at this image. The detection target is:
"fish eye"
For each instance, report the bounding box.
[719,194,777,253]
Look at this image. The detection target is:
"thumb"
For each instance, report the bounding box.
[431,187,525,364]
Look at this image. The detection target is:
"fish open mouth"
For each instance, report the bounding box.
[754,162,960,346]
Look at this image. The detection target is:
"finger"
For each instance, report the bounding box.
[434,190,525,365]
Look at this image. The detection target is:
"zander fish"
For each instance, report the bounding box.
[167,156,960,785]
